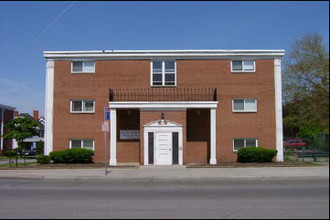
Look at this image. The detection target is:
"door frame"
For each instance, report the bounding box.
[144,120,183,166]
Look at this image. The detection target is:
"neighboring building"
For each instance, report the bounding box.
[0,104,15,153]
[44,50,284,166]
[13,110,44,151]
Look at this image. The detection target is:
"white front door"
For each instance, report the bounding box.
[155,132,172,165]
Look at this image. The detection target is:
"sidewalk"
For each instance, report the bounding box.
[0,165,328,180]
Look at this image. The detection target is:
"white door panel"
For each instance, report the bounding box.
[155,132,172,165]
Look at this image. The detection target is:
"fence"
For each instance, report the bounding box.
[284,135,329,162]
[0,150,37,168]
[109,87,218,102]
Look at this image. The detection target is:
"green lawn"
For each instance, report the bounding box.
[0,162,37,168]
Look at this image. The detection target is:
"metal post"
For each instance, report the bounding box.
[104,129,108,176]
[102,118,110,176]
[15,149,18,167]
[9,153,11,167]
[24,147,26,166]
[302,147,305,162]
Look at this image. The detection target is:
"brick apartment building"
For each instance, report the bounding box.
[44,50,284,166]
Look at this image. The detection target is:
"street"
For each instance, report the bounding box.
[0,178,328,219]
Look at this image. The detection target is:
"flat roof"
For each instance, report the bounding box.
[44,49,285,60]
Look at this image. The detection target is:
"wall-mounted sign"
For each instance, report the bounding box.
[120,130,140,140]
[102,121,109,132]
[104,107,110,121]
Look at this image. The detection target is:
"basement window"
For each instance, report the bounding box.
[70,139,94,150]
[233,138,258,152]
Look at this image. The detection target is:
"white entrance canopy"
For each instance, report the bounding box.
[108,101,218,166]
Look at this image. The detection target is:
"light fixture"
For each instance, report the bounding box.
[158,112,167,125]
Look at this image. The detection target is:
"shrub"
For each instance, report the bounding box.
[3,150,16,157]
[49,151,64,163]
[36,155,51,164]
[36,140,44,155]
[49,149,94,163]
[237,147,277,163]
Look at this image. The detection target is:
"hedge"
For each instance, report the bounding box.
[49,148,94,163]
[36,155,51,164]
[237,147,277,163]
[3,150,16,157]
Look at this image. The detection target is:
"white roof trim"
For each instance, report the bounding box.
[44,50,285,60]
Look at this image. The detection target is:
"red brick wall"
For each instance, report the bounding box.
[186,109,210,164]
[53,60,150,162]
[117,109,140,163]
[185,142,208,164]
[52,59,276,163]
[177,59,276,162]
[117,142,140,163]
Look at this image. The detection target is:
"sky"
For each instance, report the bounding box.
[0,1,329,116]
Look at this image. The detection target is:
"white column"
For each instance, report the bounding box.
[210,108,217,165]
[45,60,54,155]
[110,109,117,166]
[275,58,284,162]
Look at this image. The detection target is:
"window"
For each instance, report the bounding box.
[233,138,258,152]
[71,100,95,113]
[233,99,257,112]
[70,139,94,150]
[151,61,176,86]
[71,61,95,73]
[231,60,255,72]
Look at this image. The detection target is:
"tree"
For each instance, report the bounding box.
[36,140,44,155]
[2,117,39,157]
[283,33,329,137]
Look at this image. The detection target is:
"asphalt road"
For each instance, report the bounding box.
[0,178,328,219]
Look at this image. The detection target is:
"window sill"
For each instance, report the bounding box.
[70,111,95,114]
[233,110,257,113]
[231,71,256,73]
[71,72,95,74]
[150,85,177,88]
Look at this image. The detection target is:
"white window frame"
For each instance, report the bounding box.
[150,60,177,87]
[69,139,95,151]
[233,138,258,152]
[70,100,95,113]
[71,61,95,73]
[232,99,257,113]
[231,60,256,72]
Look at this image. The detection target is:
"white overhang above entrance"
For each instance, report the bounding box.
[108,101,218,110]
